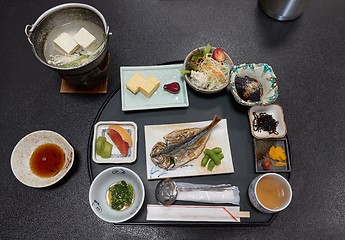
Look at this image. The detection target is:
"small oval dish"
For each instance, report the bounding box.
[230,63,278,106]
[89,167,145,223]
[10,130,74,188]
[92,121,137,164]
[183,45,234,94]
[248,104,287,139]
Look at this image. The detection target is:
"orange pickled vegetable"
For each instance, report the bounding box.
[274,162,287,167]
[269,146,287,161]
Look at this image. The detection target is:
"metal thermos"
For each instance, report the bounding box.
[259,0,305,21]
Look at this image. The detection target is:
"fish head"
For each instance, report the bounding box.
[150,142,176,170]
[150,142,166,158]
[151,154,176,170]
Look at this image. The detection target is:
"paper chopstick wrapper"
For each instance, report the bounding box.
[174,183,240,205]
[147,205,250,222]
[176,188,239,204]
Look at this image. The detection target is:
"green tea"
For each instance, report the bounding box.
[256,175,289,210]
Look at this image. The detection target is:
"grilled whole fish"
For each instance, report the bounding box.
[150,115,221,170]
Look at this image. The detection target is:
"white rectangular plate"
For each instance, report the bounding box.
[120,64,189,111]
[145,119,234,180]
[92,121,137,164]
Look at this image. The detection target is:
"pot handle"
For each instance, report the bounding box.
[106,26,112,37]
[24,24,34,45]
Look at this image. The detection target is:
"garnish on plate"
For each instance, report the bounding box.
[200,147,224,171]
[253,112,279,135]
[163,82,180,94]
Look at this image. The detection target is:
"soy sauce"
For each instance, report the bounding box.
[30,143,65,178]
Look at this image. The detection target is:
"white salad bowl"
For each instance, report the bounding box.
[183,46,234,94]
[89,167,145,223]
[230,63,278,106]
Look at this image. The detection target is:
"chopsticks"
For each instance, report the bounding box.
[165,205,250,218]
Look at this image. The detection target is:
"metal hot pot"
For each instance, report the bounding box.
[25,3,111,89]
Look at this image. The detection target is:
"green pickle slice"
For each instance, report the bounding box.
[101,141,113,158]
[96,136,106,155]
[96,136,113,158]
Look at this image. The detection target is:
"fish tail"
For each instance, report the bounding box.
[209,115,222,128]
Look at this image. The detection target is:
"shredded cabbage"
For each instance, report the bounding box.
[190,54,230,90]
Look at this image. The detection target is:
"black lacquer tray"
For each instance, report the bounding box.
[87,67,291,225]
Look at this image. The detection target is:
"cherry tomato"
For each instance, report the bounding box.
[212,48,226,62]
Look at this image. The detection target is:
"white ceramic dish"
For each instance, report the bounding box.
[89,167,145,223]
[230,63,278,106]
[248,104,287,139]
[92,121,137,164]
[248,173,292,213]
[10,130,74,188]
[120,64,189,111]
[183,46,234,94]
[144,118,234,180]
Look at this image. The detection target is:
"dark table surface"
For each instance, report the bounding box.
[1,0,344,239]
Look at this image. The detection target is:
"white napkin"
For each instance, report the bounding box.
[147,204,247,222]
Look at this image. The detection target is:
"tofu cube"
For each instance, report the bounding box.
[139,76,160,98]
[73,27,96,49]
[126,72,145,94]
[54,32,79,54]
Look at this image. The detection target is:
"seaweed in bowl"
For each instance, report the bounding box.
[107,180,135,211]
[89,167,145,223]
[182,44,234,94]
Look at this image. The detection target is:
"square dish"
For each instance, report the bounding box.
[248,104,287,139]
[254,138,291,173]
[120,64,189,111]
[92,121,137,164]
